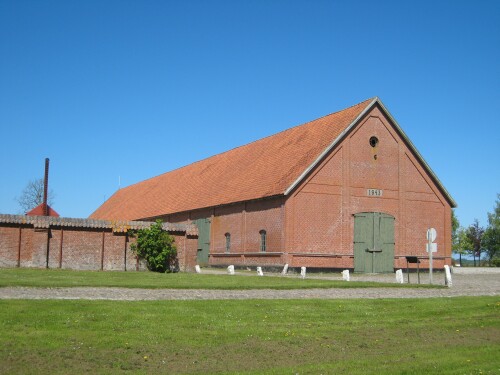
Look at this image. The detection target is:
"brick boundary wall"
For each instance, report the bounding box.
[0,215,198,272]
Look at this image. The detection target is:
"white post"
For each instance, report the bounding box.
[444,265,452,287]
[281,263,289,276]
[428,229,433,284]
[395,269,404,284]
[227,265,235,275]
[195,265,201,274]
[300,266,306,279]
[341,269,350,281]
[257,266,264,276]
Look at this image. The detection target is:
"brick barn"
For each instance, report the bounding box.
[91,97,456,272]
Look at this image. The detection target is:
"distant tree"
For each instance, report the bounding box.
[466,219,485,267]
[130,220,178,273]
[451,209,460,252]
[483,194,500,266]
[451,210,466,266]
[455,227,472,267]
[451,209,460,240]
[16,178,55,213]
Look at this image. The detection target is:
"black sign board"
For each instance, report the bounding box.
[405,256,420,263]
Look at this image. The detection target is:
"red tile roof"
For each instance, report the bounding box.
[26,203,60,217]
[90,98,376,220]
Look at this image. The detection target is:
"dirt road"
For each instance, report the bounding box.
[0,269,498,300]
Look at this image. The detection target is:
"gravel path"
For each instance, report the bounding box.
[1,271,498,300]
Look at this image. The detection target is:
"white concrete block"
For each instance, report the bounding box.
[300,266,306,279]
[281,263,289,275]
[395,269,404,284]
[341,269,350,281]
[444,265,452,287]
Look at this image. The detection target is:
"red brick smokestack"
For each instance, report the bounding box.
[43,158,49,216]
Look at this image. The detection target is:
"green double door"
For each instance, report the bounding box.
[354,212,395,273]
[194,218,211,266]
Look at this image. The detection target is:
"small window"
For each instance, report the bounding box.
[259,230,267,252]
[369,136,379,147]
[225,233,230,253]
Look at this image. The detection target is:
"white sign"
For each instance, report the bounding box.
[426,228,437,242]
[426,243,437,253]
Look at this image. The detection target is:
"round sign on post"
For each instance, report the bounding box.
[427,228,437,242]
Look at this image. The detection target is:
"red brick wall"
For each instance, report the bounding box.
[163,199,286,268]
[60,229,103,270]
[172,233,199,272]
[0,224,194,272]
[212,204,245,253]
[209,198,284,267]
[47,228,62,269]
[102,232,127,271]
[0,225,22,267]
[244,199,283,253]
[20,229,48,268]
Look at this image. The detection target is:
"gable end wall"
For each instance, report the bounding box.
[284,105,452,269]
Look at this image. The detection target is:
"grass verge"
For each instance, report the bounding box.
[0,268,442,290]
[0,297,498,374]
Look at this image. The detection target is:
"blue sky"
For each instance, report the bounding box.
[0,0,498,230]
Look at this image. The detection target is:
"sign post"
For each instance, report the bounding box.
[426,228,437,284]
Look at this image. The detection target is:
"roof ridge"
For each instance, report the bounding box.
[299,96,376,125]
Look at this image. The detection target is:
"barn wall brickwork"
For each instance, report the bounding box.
[0,223,197,272]
[163,198,286,268]
[285,106,451,270]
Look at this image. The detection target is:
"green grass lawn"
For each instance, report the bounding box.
[0,268,442,290]
[0,297,498,374]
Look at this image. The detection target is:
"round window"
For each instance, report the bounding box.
[369,136,379,147]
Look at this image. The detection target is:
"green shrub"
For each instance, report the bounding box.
[130,220,177,272]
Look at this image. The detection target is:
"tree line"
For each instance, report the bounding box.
[452,194,500,266]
